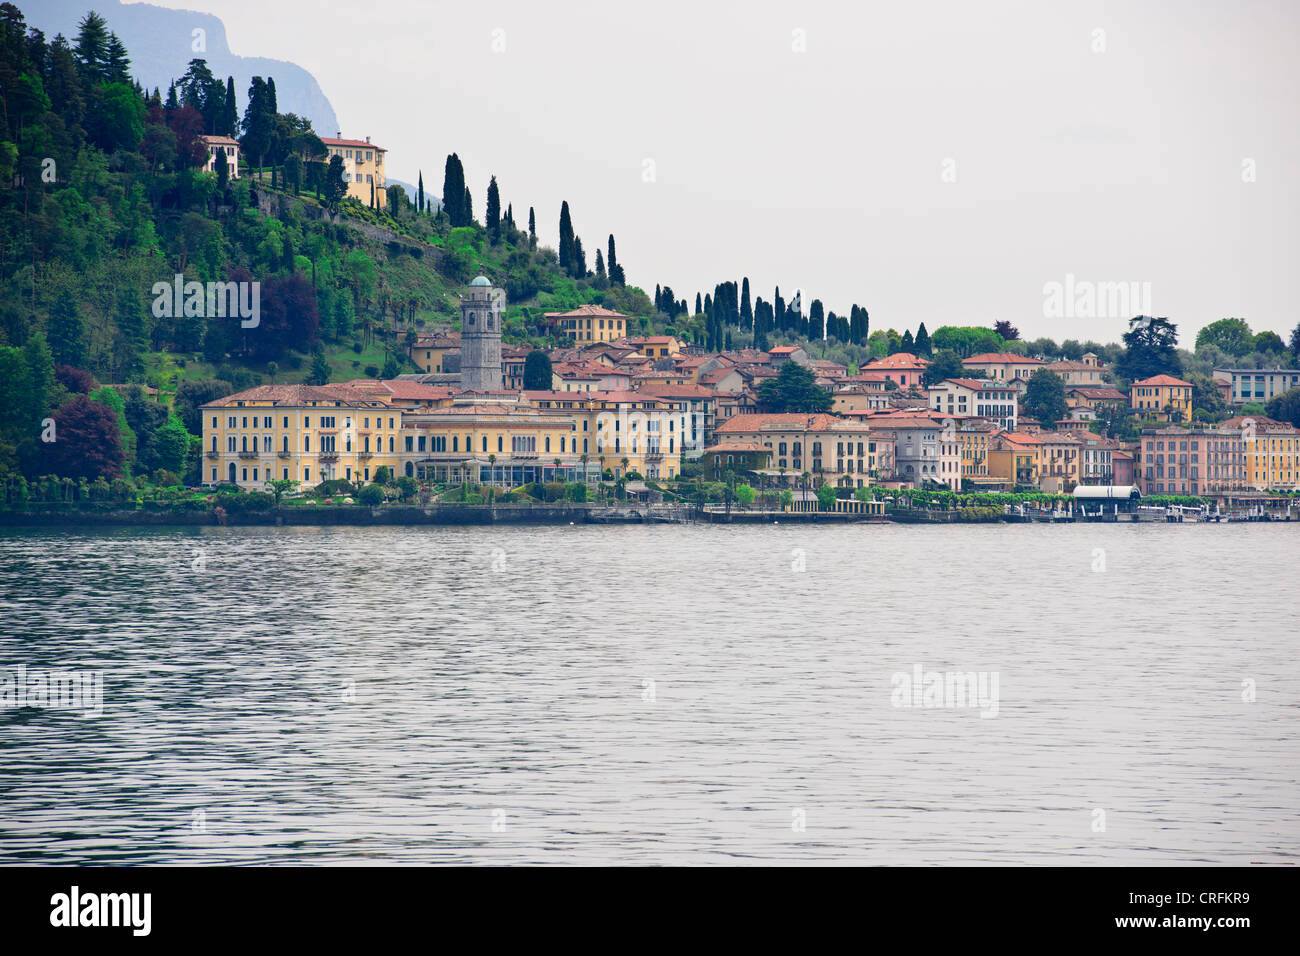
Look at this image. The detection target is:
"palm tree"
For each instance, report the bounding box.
[620,456,630,477]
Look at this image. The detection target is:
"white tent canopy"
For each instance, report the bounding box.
[1073,485,1142,500]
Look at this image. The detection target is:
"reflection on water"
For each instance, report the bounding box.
[0,523,1296,865]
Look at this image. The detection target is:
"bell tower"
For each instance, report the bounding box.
[459,275,503,391]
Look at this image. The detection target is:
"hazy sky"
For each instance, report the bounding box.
[132,0,1298,345]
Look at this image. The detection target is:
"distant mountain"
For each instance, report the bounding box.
[27,0,339,137]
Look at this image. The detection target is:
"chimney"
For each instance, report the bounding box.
[366,136,371,144]
[337,130,342,138]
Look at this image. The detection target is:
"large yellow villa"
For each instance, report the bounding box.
[321,134,387,208]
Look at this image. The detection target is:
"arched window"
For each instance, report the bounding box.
[405,462,414,477]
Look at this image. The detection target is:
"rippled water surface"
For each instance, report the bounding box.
[0,522,1296,865]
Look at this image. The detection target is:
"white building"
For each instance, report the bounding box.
[928,378,1019,431]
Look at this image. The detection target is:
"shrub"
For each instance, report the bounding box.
[358,484,386,506]
[315,478,356,497]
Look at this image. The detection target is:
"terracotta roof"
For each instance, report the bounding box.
[769,346,800,355]
[1133,374,1192,387]
[544,304,629,319]
[636,384,715,398]
[934,378,1007,391]
[704,442,771,454]
[200,135,239,146]
[716,413,870,433]
[1069,387,1128,400]
[865,353,929,369]
[321,136,387,152]
[1046,360,1105,371]
[996,432,1044,445]
[964,353,1047,365]
[201,384,386,408]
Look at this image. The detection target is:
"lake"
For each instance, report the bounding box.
[0,522,1296,865]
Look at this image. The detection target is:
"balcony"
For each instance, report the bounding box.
[238,451,258,459]
[277,450,291,459]
[205,450,219,459]
[319,452,339,462]
[359,451,373,459]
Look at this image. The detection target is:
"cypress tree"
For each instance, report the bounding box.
[463,186,473,223]
[558,202,575,276]
[607,234,624,285]
[417,171,424,213]
[223,76,237,136]
[572,235,586,277]
[528,206,536,243]
[914,322,932,356]
[486,175,500,242]
[740,277,752,330]
[695,293,702,315]
[901,329,915,353]
[442,154,466,226]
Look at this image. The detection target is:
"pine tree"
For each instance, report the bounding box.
[48,294,86,367]
[74,12,110,83]
[112,287,147,381]
[22,333,55,423]
[105,33,131,84]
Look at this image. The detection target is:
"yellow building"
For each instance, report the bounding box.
[988,432,1042,488]
[623,335,683,360]
[1036,431,1082,493]
[406,332,459,374]
[525,390,689,479]
[398,396,589,485]
[957,419,1000,485]
[545,305,629,344]
[711,412,891,489]
[1225,416,1300,490]
[202,385,401,489]
[1131,374,1193,422]
[321,135,387,208]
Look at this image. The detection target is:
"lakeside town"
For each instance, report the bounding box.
[167,275,1300,525]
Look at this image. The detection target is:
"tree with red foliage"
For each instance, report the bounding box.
[166,104,207,169]
[44,395,126,480]
[54,364,96,394]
